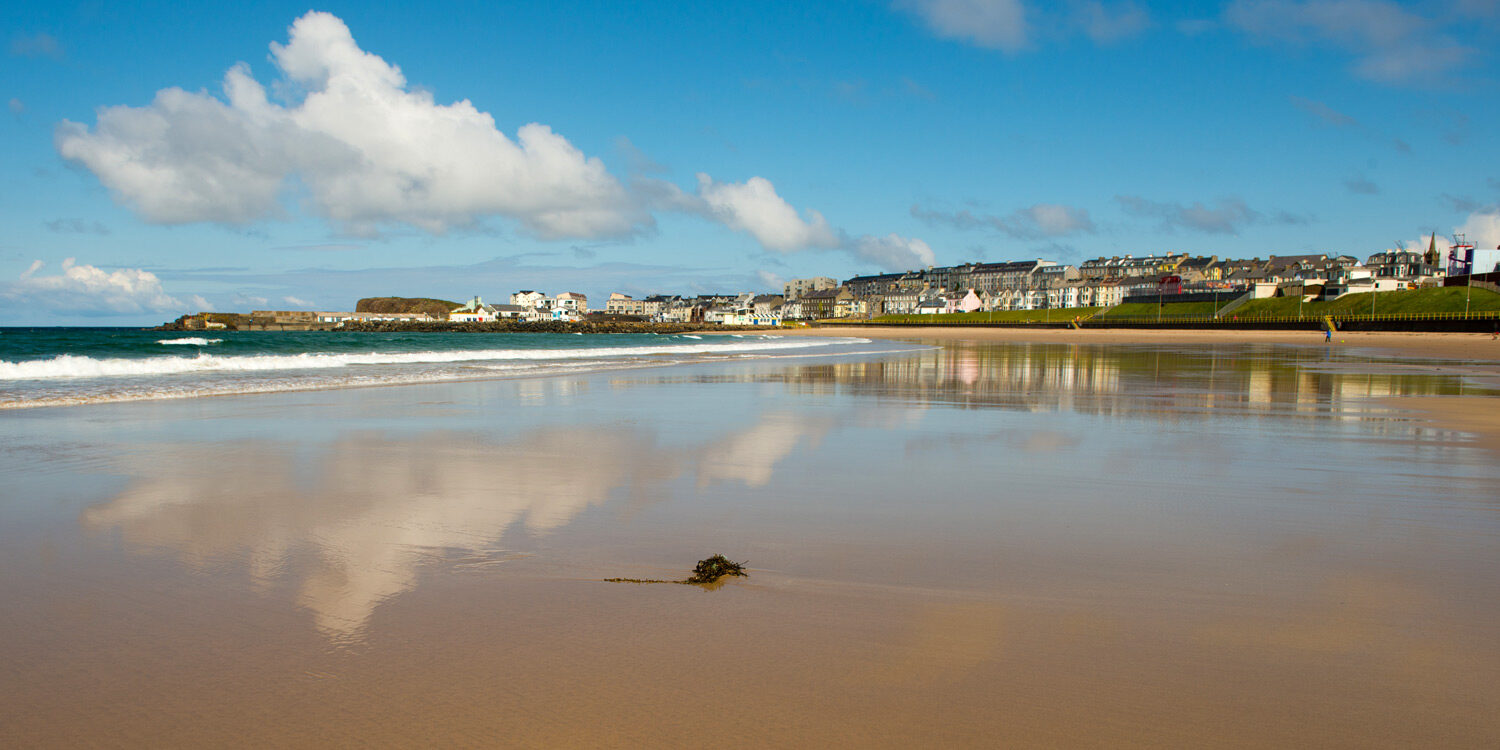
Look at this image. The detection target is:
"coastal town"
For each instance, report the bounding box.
[197,239,1500,330]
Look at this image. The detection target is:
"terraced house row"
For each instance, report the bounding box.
[573,239,1500,325]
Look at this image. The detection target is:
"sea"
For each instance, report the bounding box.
[0,327,881,409]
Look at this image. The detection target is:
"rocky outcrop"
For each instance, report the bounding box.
[355,297,459,318]
[156,313,250,331]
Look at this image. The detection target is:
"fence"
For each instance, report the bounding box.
[823,309,1500,330]
[1097,310,1500,324]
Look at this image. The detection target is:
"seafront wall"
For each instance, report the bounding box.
[158,316,760,334]
[826,314,1500,333]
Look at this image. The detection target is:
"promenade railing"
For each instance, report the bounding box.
[1094,310,1500,324]
[821,309,1500,326]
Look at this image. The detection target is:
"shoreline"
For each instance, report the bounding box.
[757,324,1500,454]
[747,325,1500,363]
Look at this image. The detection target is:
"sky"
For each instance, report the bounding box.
[3,0,1499,325]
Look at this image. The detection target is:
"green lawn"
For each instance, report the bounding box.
[868,307,1103,324]
[1234,286,1500,317]
[1100,286,1500,319]
[1095,300,1231,318]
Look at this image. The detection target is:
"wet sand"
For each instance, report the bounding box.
[2,340,1499,747]
[774,325,1500,363]
[784,325,1500,460]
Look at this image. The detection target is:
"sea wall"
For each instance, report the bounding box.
[158,314,761,334]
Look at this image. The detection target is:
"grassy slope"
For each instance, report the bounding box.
[1096,300,1228,318]
[1102,287,1500,319]
[870,307,1103,324]
[1237,287,1500,316]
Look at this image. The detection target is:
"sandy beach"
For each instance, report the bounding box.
[775,326,1500,451]
[775,324,1500,363]
[3,334,1498,747]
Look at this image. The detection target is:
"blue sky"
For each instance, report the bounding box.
[3,0,1498,324]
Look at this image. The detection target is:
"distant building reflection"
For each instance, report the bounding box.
[681,342,1475,426]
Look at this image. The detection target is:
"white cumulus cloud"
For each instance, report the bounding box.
[4,259,186,314]
[1457,209,1500,253]
[54,11,934,270]
[644,173,933,270]
[641,173,934,270]
[694,174,840,252]
[55,11,641,239]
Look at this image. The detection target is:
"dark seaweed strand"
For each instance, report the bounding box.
[606,555,749,585]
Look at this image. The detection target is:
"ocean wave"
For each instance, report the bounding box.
[158,337,223,346]
[0,337,856,381]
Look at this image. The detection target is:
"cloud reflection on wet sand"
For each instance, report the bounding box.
[84,410,835,641]
[85,428,684,640]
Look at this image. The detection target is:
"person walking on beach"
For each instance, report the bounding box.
[1324,326,1332,343]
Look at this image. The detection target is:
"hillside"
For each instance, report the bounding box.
[871,307,1102,324]
[1236,287,1500,317]
[1100,287,1500,319]
[355,297,460,318]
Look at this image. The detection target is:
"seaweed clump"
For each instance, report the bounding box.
[606,554,749,586]
[685,554,748,584]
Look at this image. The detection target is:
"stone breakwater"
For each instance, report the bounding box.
[157,314,761,335]
[335,320,759,334]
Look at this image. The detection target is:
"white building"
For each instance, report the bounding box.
[555,292,588,313]
[510,290,547,309]
[958,289,982,312]
[449,296,499,323]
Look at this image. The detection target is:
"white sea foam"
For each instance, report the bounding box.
[0,338,857,381]
[157,337,223,346]
[680,334,702,339]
